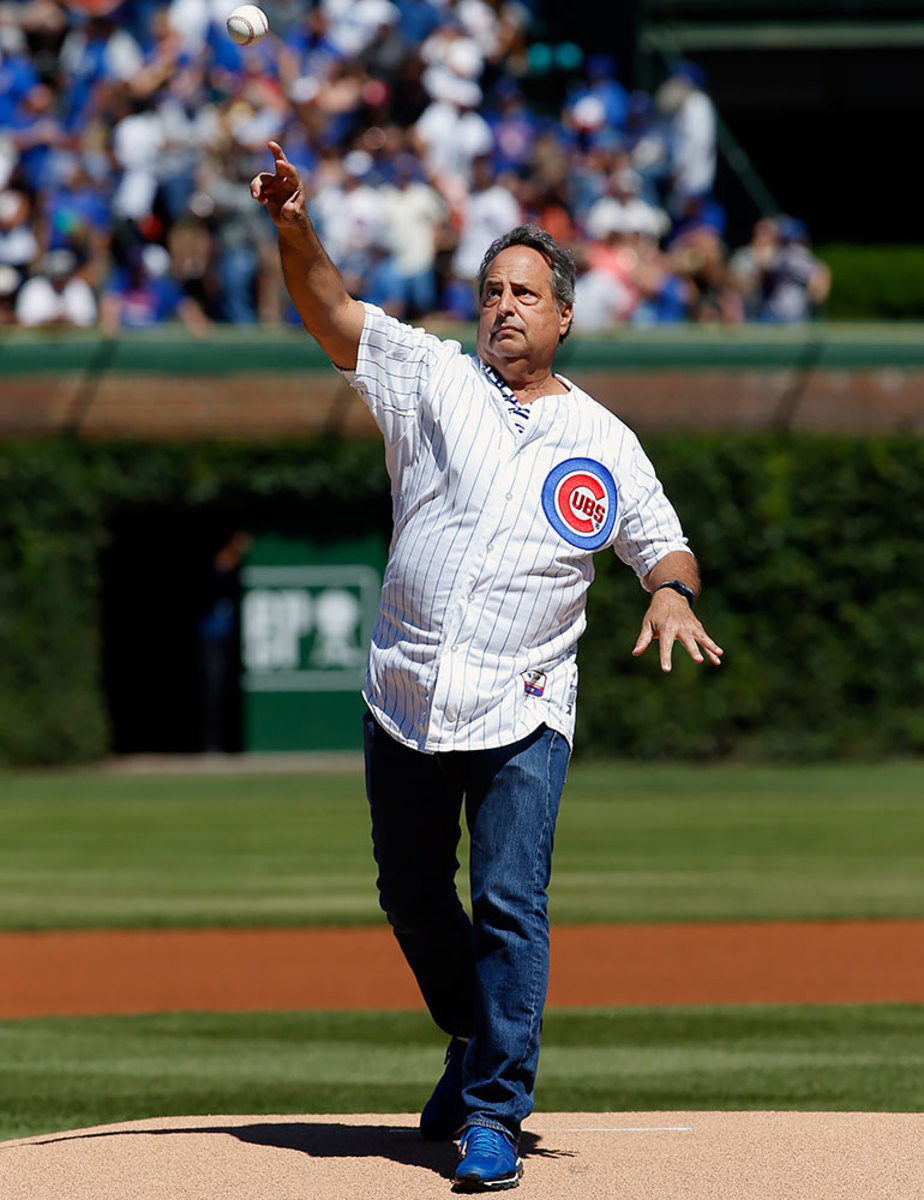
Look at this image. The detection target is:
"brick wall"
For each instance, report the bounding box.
[3,366,922,439]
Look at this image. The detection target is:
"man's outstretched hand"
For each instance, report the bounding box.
[251,140,305,230]
[633,589,724,674]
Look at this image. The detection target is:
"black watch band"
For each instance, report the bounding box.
[654,579,696,608]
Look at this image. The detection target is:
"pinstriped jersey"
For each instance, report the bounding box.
[343,303,692,753]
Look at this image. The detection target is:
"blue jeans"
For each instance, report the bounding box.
[363,712,570,1140]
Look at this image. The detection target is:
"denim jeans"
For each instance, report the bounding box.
[363,712,571,1140]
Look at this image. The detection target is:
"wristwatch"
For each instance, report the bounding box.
[654,579,696,608]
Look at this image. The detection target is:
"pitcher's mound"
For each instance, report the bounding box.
[1,1110,920,1199]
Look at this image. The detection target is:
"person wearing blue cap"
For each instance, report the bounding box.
[655,61,716,217]
[565,51,629,137]
[757,216,831,323]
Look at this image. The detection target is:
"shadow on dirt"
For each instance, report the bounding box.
[15,1120,573,1182]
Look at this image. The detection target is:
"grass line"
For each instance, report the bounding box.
[1,1005,921,1143]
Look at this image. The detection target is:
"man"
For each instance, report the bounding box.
[252,140,722,1192]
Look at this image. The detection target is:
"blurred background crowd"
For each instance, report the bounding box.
[0,0,831,332]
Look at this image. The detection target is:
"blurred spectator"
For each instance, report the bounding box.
[393,0,442,51]
[0,260,18,323]
[518,173,574,246]
[727,215,778,321]
[583,166,668,246]
[665,191,737,323]
[7,81,66,191]
[0,185,38,288]
[655,61,716,218]
[625,90,670,209]
[194,138,281,323]
[579,204,639,322]
[110,90,164,236]
[485,76,538,176]
[562,52,629,143]
[323,0,399,62]
[57,10,145,130]
[197,529,252,753]
[15,247,97,327]
[40,153,111,283]
[412,34,492,205]
[571,241,634,332]
[0,5,39,126]
[17,0,69,83]
[630,223,691,325]
[279,2,341,93]
[756,216,831,323]
[310,147,391,303]
[154,59,219,223]
[166,212,215,327]
[99,241,184,331]
[443,152,521,318]
[379,150,448,318]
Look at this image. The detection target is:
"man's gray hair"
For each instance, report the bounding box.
[477,225,576,338]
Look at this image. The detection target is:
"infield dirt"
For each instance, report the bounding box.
[2,918,922,1018]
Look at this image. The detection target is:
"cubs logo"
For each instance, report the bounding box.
[541,457,618,550]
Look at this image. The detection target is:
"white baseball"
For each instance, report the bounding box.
[226,5,269,45]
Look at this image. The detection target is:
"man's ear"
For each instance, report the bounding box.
[559,305,574,342]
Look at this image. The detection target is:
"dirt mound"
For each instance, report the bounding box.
[2,1111,920,1200]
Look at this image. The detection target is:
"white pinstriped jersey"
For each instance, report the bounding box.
[343,303,692,753]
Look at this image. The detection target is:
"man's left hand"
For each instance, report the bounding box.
[632,589,724,673]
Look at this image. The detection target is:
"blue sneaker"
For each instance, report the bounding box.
[420,1038,468,1141]
[453,1125,523,1191]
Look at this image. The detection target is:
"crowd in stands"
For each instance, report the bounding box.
[0,0,831,332]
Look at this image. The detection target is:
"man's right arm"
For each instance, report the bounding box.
[251,140,365,370]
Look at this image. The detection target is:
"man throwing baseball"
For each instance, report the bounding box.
[252,141,722,1192]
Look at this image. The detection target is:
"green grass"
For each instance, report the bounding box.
[0,1005,921,1142]
[2,763,922,1141]
[0,761,922,930]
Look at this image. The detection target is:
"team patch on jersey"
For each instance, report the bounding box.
[541,457,618,550]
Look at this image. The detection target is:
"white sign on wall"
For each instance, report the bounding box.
[241,564,380,692]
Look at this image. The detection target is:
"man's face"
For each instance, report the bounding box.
[476,245,572,371]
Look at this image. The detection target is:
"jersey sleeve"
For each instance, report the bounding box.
[339,302,459,449]
[612,431,692,580]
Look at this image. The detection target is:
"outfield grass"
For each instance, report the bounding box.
[0,761,922,930]
[0,1005,921,1142]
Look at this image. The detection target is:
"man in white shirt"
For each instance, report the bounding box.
[447,155,522,318]
[15,250,97,328]
[252,140,722,1192]
[655,62,717,213]
[379,152,448,318]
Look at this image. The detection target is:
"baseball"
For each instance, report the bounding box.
[226,5,269,45]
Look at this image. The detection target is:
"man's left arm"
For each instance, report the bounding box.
[633,551,724,673]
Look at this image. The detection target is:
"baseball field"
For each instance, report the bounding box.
[1,758,922,1196]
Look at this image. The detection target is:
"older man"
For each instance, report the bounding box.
[252,141,722,1192]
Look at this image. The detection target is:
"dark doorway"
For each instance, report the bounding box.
[100,508,247,754]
